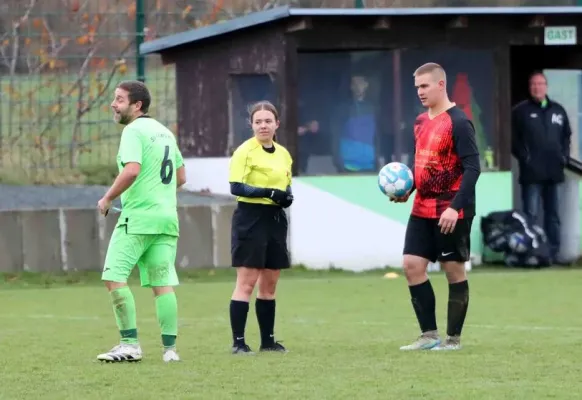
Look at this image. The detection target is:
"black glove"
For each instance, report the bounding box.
[279,194,294,208]
[267,189,293,208]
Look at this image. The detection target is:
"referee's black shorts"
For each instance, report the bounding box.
[403,215,473,263]
[231,202,290,269]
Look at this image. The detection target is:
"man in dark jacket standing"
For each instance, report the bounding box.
[512,71,572,263]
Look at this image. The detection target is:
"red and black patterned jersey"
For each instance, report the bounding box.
[412,106,480,219]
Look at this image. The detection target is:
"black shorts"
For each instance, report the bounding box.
[403,215,473,263]
[231,202,290,269]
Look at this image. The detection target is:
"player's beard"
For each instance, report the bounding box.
[114,110,131,125]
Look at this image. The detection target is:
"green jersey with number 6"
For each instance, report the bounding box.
[116,116,184,237]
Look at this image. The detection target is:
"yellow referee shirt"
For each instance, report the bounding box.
[229,137,293,205]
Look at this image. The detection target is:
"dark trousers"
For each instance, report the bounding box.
[520,183,561,260]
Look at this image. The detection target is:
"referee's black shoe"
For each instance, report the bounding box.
[259,341,288,353]
[232,343,254,355]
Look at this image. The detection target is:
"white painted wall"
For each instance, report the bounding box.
[183,157,231,194]
[181,157,473,271]
[538,70,581,263]
[544,69,581,159]
[289,180,406,271]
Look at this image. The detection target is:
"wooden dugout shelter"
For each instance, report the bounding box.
[140,5,582,175]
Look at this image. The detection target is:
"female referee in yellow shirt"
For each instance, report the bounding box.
[228,101,293,355]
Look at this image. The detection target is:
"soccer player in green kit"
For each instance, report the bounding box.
[96,80,186,363]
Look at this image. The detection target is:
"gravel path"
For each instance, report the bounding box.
[0,184,234,211]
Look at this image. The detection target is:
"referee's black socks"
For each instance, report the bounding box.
[230,300,249,346]
[447,280,469,337]
[409,280,438,333]
[255,298,276,346]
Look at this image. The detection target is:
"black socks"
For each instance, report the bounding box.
[256,298,276,347]
[230,298,277,347]
[447,280,469,337]
[229,300,249,346]
[409,280,438,333]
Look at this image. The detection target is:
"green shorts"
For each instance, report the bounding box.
[102,226,179,288]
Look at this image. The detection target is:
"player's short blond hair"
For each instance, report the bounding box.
[413,62,447,83]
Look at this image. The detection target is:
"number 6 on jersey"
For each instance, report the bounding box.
[161,145,174,184]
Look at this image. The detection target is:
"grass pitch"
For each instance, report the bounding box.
[1,267,581,399]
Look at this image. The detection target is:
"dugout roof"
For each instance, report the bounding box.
[140,5,582,56]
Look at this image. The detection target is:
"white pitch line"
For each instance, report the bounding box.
[1,314,581,332]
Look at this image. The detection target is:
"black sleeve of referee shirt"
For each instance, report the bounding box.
[450,118,481,212]
[230,182,270,198]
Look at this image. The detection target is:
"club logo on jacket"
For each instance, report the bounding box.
[551,113,563,126]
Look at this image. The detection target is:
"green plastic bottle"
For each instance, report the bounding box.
[484,146,494,169]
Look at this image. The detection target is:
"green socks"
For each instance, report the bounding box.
[110,287,138,344]
[156,292,178,348]
[110,288,177,348]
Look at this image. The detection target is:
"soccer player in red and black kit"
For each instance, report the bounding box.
[393,63,481,351]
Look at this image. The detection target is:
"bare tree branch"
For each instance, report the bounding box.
[26,19,70,75]
[41,17,69,57]
[0,0,37,73]
[80,40,135,115]
[43,132,120,166]
[35,35,134,168]
[0,0,37,43]
[1,0,181,175]
[0,0,38,161]
[36,44,100,140]
[0,43,12,70]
